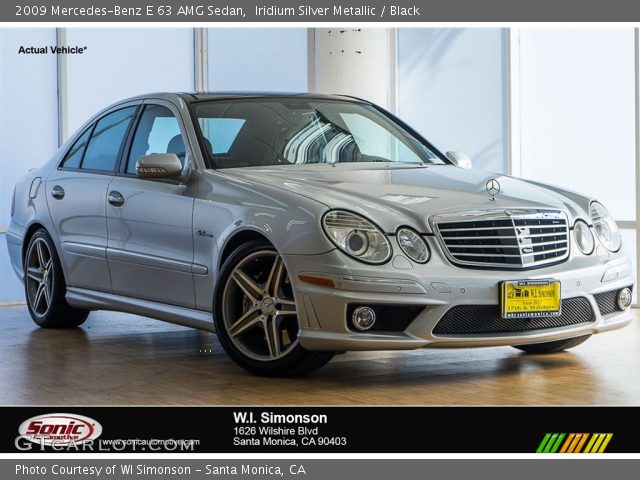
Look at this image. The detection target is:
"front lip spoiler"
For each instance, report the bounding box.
[298,309,634,351]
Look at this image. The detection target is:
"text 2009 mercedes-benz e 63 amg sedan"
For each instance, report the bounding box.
[6,92,634,376]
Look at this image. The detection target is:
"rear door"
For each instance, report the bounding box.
[105,101,197,308]
[46,105,138,292]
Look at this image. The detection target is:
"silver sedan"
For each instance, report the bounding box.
[6,93,634,376]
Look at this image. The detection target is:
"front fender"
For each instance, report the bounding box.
[194,170,334,256]
[190,170,334,311]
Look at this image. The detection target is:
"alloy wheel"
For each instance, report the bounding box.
[222,250,299,362]
[25,237,54,317]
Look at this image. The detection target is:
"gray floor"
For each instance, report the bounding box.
[0,304,638,405]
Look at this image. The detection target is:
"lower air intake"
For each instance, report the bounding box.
[433,297,594,336]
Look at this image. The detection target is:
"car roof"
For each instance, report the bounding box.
[115,91,369,106]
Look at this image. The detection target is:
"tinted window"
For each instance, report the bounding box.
[197,118,245,154]
[82,107,136,172]
[193,99,444,169]
[60,128,91,169]
[340,113,421,163]
[126,105,183,174]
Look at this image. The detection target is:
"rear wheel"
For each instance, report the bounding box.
[513,334,591,354]
[24,229,89,328]
[214,241,334,376]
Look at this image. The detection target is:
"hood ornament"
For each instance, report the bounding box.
[486,178,501,202]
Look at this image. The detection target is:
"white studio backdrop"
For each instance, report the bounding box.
[65,28,195,135]
[516,28,637,300]
[518,28,636,222]
[0,28,58,301]
[0,27,638,302]
[207,28,308,91]
[397,28,509,174]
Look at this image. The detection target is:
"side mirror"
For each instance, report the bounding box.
[446,151,473,169]
[136,153,183,180]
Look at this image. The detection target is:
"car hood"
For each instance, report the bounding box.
[221,163,593,233]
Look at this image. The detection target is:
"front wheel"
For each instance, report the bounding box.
[214,241,334,376]
[513,334,591,354]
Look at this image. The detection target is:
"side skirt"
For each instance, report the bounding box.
[66,287,215,332]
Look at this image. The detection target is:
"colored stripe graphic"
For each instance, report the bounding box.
[584,434,599,453]
[574,433,589,453]
[544,433,559,453]
[537,433,613,453]
[567,433,583,453]
[559,433,575,453]
[549,433,565,453]
[584,433,614,453]
[537,433,552,453]
[598,434,613,453]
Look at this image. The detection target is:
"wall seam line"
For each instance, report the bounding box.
[56,27,68,146]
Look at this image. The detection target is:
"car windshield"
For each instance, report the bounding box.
[192,98,445,168]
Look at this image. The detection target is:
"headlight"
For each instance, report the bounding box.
[573,220,594,255]
[397,227,430,263]
[590,202,621,252]
[322,210,392,264]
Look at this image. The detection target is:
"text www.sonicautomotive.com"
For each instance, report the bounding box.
[15,437,200,451]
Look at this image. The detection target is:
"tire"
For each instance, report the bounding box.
[513,334,591,354]
[24,229,89,328]
[214,240,334,376]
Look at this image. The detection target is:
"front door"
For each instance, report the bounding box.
[106,102,197,308]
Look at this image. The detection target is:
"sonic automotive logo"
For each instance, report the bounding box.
[537,433,613,453]
[18,413,102,446]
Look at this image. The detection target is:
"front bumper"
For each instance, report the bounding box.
[285,237,635,352]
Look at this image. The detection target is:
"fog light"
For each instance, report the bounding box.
[352,306,376,331]
[617,287,632,309]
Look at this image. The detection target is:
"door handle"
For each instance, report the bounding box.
[107,190,125,207]
[51,185,65,200]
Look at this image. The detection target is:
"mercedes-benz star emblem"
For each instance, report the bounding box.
[486,178,501,201]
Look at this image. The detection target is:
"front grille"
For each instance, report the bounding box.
[432,297,593,336]
[594,287,632,315]
[433,210,569,269]
[347,305,423,332]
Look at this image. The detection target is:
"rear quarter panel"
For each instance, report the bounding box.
[6,163,59,280]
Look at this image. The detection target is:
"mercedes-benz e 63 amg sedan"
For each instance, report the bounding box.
[6,92,634,376]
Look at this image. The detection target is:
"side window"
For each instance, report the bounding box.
[60,128,91,169]
[126,105,184,174]
[81,107,136,172]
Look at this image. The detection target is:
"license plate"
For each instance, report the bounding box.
[500,279,561,319]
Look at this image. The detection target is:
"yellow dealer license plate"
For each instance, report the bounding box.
[500,279,561,319]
